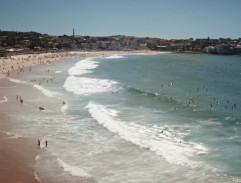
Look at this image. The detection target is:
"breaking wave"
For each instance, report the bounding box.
[8,78,31,85]
[8,78,59,98]
[64,76,118,95]
[33,85,60,98]
[105,55,126,59]
[85,102,208,168]
[68,58,99,76]
[57,158,91,178]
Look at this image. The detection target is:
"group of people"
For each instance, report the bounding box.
[16,95,23,104]
[38,139,48,148]
[159,82,238,121]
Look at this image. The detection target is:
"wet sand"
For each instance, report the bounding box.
[0,112,39,183]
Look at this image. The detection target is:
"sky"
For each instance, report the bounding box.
[0,0,241,39]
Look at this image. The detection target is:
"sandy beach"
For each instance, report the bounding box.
[0,50,160,80]
[0,50,162,183]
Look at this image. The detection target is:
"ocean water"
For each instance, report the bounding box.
[0,53,241,183]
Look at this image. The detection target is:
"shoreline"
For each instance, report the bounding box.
[0,111,39,183]
[0,50,164,183]
[0,50,165,80]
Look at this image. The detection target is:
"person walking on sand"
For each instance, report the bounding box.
[45,140,48,147]
[38,139,40,148]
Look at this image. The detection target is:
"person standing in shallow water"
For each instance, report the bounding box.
[38,139,40,148]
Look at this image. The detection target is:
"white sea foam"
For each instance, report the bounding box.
[55,71,62,74]
[61,104,68,112]
[200,120,222,126]
[34,171,42,182]
[8,78,31,85]
[0,96,8,104]
[68,58,99,76]
[1,130,22,139]
[64,76,118,95]
[85,102,208,168]
[9,77,60,98]
[57,158,91,178]
[33,84,60,98]
[105,55,126,59]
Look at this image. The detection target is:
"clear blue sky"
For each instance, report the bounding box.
[0,0,241,39]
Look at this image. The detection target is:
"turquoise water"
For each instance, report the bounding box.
[1,53,241,183]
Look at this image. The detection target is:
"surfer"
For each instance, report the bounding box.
[39,107,44,111]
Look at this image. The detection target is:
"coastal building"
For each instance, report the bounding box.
[214,44,231,54]
[157,46,168,51]
[234,45,241,54]
[204,46,215,53]
[98,41,107,49]
[0,49,7,57]
[91,43,98,50]
[23,40,30,47]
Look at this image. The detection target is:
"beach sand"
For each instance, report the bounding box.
[0,50,163,183]
[0,112,39,183]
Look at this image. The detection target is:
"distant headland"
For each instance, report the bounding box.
[0,30,240,57]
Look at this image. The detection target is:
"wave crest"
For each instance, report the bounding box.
[105,55,126,59]
[33,85,60,98]
[68,58,99,76]
[64,76,118,95]
[85,102,208,168]
[8,78,31,85]
[57,158,91,178]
